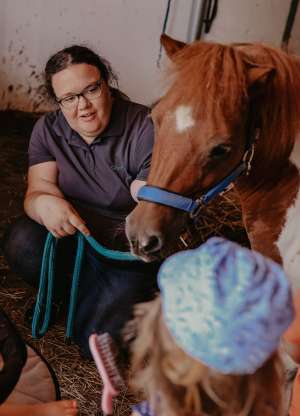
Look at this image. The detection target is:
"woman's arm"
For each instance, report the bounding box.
[24,161,64,220]
[24,162,90,238]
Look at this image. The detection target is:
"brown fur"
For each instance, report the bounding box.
[126,37,300,263]
[169,41,300,162]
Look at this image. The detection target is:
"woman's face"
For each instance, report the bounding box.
[52,63,112,142]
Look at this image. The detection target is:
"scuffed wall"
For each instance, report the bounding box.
[0,0,198,112]
[1,41,46,112]
[1,1,299,112]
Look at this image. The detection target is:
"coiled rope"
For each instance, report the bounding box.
[32,231,138,340]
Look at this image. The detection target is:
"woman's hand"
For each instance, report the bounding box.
[24,162,90,238]
[35,194,90,238]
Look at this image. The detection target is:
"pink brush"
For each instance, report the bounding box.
[89,332,125,415]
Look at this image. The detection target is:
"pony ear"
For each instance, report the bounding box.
[160,34,187,59]
[247,64,275,87]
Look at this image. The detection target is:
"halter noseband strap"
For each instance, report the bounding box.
[137,138,257,220]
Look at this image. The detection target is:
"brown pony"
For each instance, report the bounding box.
[126,35,300,289]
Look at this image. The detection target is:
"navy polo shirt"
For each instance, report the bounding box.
[28,98,154,220]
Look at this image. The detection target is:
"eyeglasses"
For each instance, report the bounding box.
[56,80,102,109]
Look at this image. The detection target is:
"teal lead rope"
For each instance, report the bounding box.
[32,231,138,340]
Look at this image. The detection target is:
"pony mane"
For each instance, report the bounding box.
[168,42,248,127]
[168,41,300,164]
[240,43,300,163]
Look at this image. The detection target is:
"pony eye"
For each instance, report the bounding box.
[209,144,232,160]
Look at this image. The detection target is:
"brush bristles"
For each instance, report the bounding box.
[95,333,124,388]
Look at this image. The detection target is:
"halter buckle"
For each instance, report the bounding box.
[190,197,204,219]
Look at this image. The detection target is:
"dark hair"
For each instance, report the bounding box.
[44,45,119,101]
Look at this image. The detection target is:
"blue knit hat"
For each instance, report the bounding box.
[158,237,294,375]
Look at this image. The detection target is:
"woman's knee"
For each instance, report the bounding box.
[2,216,47,285]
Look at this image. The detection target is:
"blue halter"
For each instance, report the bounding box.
[137,143,255,218]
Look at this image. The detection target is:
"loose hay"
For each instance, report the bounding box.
[0,278,134,416]
[183,191,248,248]
[0,111,247,415]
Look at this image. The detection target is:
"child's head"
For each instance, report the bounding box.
[129,237,294,416]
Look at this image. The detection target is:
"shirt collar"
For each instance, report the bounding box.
[98,97,126,138]
[52,98,127,147]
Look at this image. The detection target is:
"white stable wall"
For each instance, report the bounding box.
[0,1,299,112]
[202,0,291,46]
[0,0,199,112]
[289,5,300,53]
[201,1,300,65]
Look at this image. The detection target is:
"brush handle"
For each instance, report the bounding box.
[89,333,120,415]
[102,389,115,415]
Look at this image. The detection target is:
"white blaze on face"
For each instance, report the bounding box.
[290,133,300,169]
[175,105,195,133]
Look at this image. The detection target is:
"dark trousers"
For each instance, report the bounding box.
[2,216,159,357]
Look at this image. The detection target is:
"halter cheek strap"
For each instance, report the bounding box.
[137,143,255,219]
[137,161,246,217]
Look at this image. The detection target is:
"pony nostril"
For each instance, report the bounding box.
[140,235,163,254]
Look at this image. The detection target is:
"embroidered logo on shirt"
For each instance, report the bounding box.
[110,165,126,171]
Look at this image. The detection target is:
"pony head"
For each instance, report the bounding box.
[126,35,300,262]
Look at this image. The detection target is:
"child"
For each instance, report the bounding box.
[0,307,78,416]
[128,237,294,416]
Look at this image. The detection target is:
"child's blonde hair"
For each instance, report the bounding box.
[130,297,284,416]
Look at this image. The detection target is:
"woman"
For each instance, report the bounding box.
[3,45,159,356]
